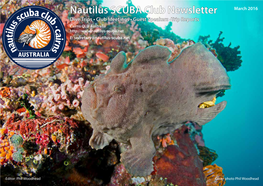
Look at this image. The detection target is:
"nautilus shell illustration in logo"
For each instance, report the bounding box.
[17,20,51,49]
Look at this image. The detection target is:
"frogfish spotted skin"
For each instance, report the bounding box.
[81,43,231,176]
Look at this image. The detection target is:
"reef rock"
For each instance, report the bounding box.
[153,126,206,186]
[81,43,231,176]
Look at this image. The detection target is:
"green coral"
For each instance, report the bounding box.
[10,134,23,147]
[12,152,23,162]
[16,147,24,153]
[10,135,25,162]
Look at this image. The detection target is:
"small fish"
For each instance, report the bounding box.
[78,40,89,47]
[95,37,103,45]
[56,63,69,70]
[96,52,109,62]
[73,47,88,58]
[73,47,83,55]
[67,20,78,28]
[65,56,70,64]
[64,45,72,51]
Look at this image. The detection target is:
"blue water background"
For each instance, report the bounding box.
[191,1,263,186]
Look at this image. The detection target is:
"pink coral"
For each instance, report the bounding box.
[195,135,205,147]
[109,164,132,186]
[38,77,86,117]
[0,23,4,37]
[72,99,79,107]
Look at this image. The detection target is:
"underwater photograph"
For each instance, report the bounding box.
[0,0,262,185]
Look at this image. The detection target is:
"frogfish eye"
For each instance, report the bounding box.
[114,84,125,94]
[64,160,70,166]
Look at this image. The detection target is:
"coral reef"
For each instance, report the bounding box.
[153,126,206,186]
[0,0,240,185]
[203,164,226,186]
[155,38,195,62]
[18,94,36,119]
[198,146,218,167]
[0,129,15,165]
[1,114,91,177]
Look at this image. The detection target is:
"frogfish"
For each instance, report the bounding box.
[81,43,231,176]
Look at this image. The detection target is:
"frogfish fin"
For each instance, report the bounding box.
[121,136,156,176]
[109,51,128,74]
[89,130,113,149]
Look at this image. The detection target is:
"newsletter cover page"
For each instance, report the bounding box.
[0,0,262,186]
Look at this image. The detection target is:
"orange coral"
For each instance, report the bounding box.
[44,148,48,154]
[61,10,70,26]
[16,107,26,114]
[0,87,11,98]
[51,134,57,143]
[0,130,15,165]
[203,164,226,186]
[0,128,6,136]
[157,134,174,148]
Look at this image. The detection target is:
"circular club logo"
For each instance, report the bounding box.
[2,6,66,69]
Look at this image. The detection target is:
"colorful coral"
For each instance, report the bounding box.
[0,0,241,184]
[198,146,218,167]
[203,164,226,186]
[18,94,36,119]
[0,135,15,165]
[0,129,23,165]
[155,38,195,62]
[0,114,91,176]
[38,79,86,118]
[10,134,23,147]
[153,126,206,186]
[157,134,175,148]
